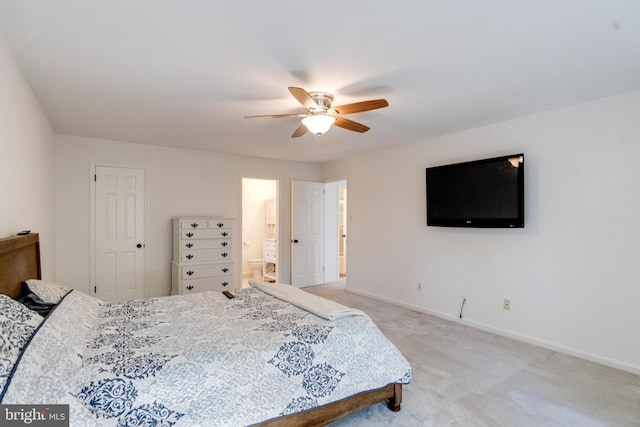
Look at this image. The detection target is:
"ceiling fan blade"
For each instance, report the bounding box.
[288,87,318,109]
[244,113,306,119]
[291,123,308,138]
[333,117,370,133]
[332,99,389,115]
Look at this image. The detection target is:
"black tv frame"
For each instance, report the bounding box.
[426,153,525,228]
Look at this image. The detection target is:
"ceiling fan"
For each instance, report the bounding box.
[244,87,389,138]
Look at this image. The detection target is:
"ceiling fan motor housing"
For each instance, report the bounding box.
[308,92,334,111]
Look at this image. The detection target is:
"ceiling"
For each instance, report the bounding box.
[1,1,639,164]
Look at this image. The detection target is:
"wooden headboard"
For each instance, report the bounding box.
[0,233,41,299]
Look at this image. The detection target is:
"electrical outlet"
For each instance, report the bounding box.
[417,282,422,291]
[503,299,511,310]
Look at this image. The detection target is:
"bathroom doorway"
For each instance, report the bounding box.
[338,181,347,278]
[319,179,347,284]
[241,178,279,287]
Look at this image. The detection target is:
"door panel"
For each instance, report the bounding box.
[94,166,145,301]
[291,180,324,287]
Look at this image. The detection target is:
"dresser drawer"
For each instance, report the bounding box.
[180,220,208,230]
[264,239,276,250]
[180,239,231,251]
[180,276,232,293]
[180,219,232,230]
[180,263,233,279]
[180,229,232,239]
[180,248,232,263]
[207,219,232,229]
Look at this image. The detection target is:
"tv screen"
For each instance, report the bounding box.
[426,154,524,228]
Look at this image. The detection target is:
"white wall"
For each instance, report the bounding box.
[0,34,56,277]
[54,134,321,297]
[322,90,640,374]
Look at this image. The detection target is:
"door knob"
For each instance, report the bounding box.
[136,243,142,248]
[293,239,299,243]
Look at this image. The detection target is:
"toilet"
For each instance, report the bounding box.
[247,259,263,280]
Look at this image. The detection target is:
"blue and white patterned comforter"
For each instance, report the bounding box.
[2,288,412,426]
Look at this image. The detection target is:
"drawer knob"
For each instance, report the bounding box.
[217,222,224,228]
[186,271,194,276]
[186,243,193,248]
[221,232,228,237]
[221,252,228,258]
[186,285,194,291]
[222,268,229,273]
[191,223,198,228]
[186,232,194,238]
[222,282,229,287]
[186,254,193,259]
[221,242,228,247]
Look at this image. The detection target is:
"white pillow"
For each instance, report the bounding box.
[23,279,71,304]
[0,294,42,394]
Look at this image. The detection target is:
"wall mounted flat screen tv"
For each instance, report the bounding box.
[426,153,524,228]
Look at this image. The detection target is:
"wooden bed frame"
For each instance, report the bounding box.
[255,383,401,426]
[0,233,402,427]
[0,233,41,299]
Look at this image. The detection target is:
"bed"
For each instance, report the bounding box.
[0,233,411,426]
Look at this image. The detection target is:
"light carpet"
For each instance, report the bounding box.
[304,283,640,427]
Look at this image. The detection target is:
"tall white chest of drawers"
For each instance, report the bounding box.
[171,217,235,295]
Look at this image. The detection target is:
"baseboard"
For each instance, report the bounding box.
[346,287,640,376]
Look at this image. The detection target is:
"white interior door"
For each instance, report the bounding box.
[291,180,324,287]
[94,166,145,301]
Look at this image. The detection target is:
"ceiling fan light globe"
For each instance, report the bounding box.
[302,115,335,135]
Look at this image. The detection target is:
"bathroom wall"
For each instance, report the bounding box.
[242,178,277,278]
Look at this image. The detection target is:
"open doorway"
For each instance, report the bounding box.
[319,179,347,285]
[241,178,278,288]
[338,181,347,278]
